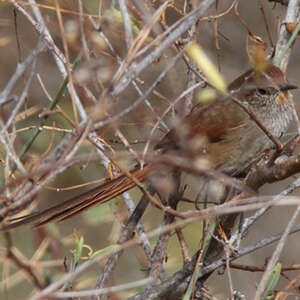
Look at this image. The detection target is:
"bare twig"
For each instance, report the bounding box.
[0,38,45,105]
[119,0,134,49]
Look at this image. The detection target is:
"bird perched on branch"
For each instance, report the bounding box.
[1,62,297,231]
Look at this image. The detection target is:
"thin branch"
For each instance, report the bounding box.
[92,193,151,297]
[128,222,300,300]
[4,232,45,290]
[52,277,152,298]
[119,0,134,49]
[111,0,215,96]
[0,38,45,105]
[254,206,300,299]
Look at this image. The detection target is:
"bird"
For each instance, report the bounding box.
[1,62,297,231]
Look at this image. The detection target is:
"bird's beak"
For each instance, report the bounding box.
[280,84,298,92]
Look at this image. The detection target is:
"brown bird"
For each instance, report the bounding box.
[1,63,297,231]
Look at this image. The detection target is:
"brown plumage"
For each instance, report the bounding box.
[1,64,296,231]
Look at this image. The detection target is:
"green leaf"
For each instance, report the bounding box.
[89,244,121,259]
[262,262,282,299]
[72,235,84,266]
[185,42,227,94]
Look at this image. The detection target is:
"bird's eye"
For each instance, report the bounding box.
[257,88,268,95]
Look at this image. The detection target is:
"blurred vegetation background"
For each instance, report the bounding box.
[0,0,300,299]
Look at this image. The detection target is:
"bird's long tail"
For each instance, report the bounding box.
[2,165,149,231]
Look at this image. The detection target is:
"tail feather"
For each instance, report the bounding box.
[2,166,149,231]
